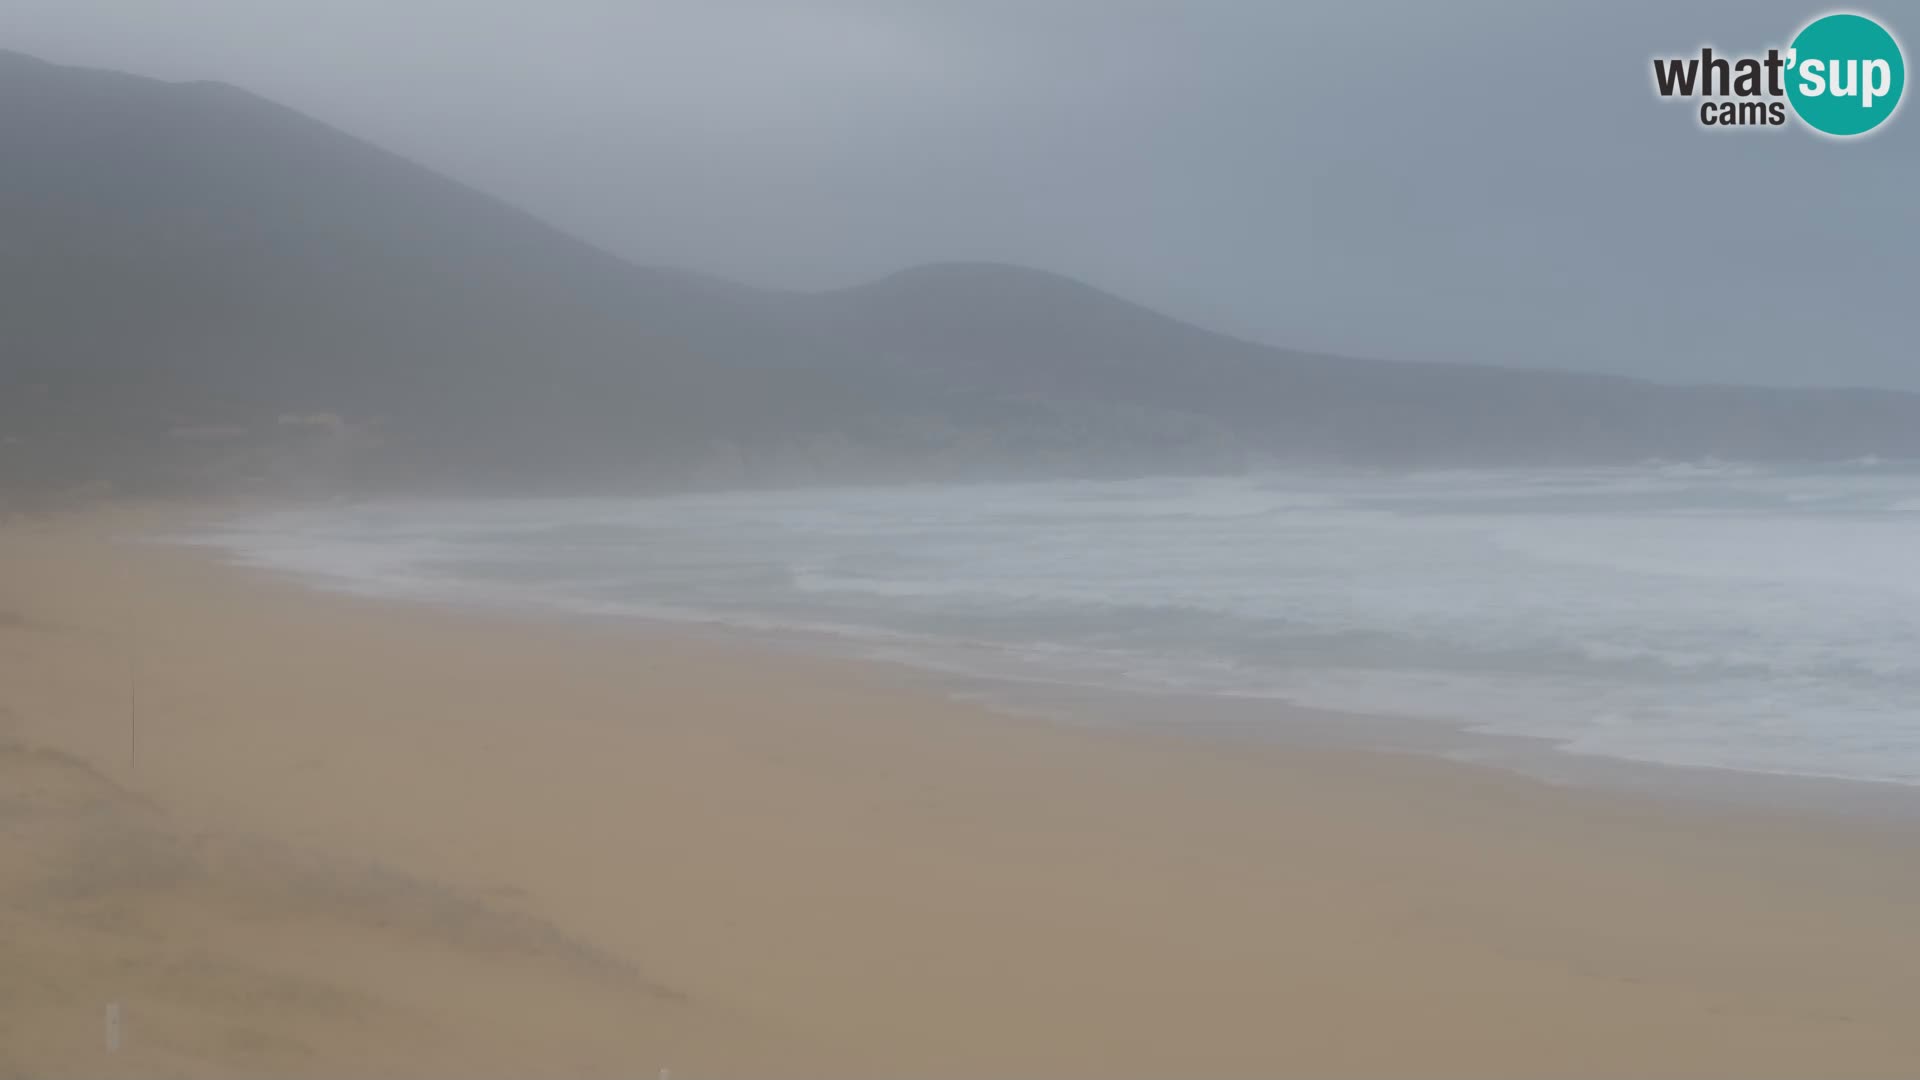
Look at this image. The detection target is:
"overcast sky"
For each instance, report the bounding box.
[4,1,1915,389]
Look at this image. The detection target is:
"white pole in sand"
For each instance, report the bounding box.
[105,1002,121,1053]
[127,646,138,772]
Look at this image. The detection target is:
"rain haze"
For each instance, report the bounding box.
[5,0,1914,388]
[11,3,1920,1077]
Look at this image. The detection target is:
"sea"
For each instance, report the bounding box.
[178,461,1920,789]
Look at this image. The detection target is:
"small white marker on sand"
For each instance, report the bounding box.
[105,1002,121,1053]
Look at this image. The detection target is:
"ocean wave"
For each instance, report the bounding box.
[173,463,1920,787]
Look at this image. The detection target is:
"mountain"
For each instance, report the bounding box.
[4,48,1918,498]
[0,48,803,491]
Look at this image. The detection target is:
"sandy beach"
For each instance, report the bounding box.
[2,506,1918,1078]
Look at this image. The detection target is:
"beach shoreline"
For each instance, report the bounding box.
[4,504,1919,1077]
[170,471,1920,795]
[168,499,1920,824]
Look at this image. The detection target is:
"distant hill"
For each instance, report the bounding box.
[4,48,1918,498]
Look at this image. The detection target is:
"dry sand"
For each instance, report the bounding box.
[2,506,1918,1078]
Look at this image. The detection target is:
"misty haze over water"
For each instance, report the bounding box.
[3,36,1920,495]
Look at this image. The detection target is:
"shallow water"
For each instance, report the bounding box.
[183,461,1920,786]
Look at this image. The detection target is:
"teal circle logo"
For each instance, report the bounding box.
[1786,13,1905,136]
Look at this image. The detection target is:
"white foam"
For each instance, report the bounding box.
[176,464,1920,787]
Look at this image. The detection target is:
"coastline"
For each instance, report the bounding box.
[174,500,1920,822]
[4,505,1920,1077]
[174,477,1920,796]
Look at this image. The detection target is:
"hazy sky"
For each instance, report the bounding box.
[4,1,1915,389]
